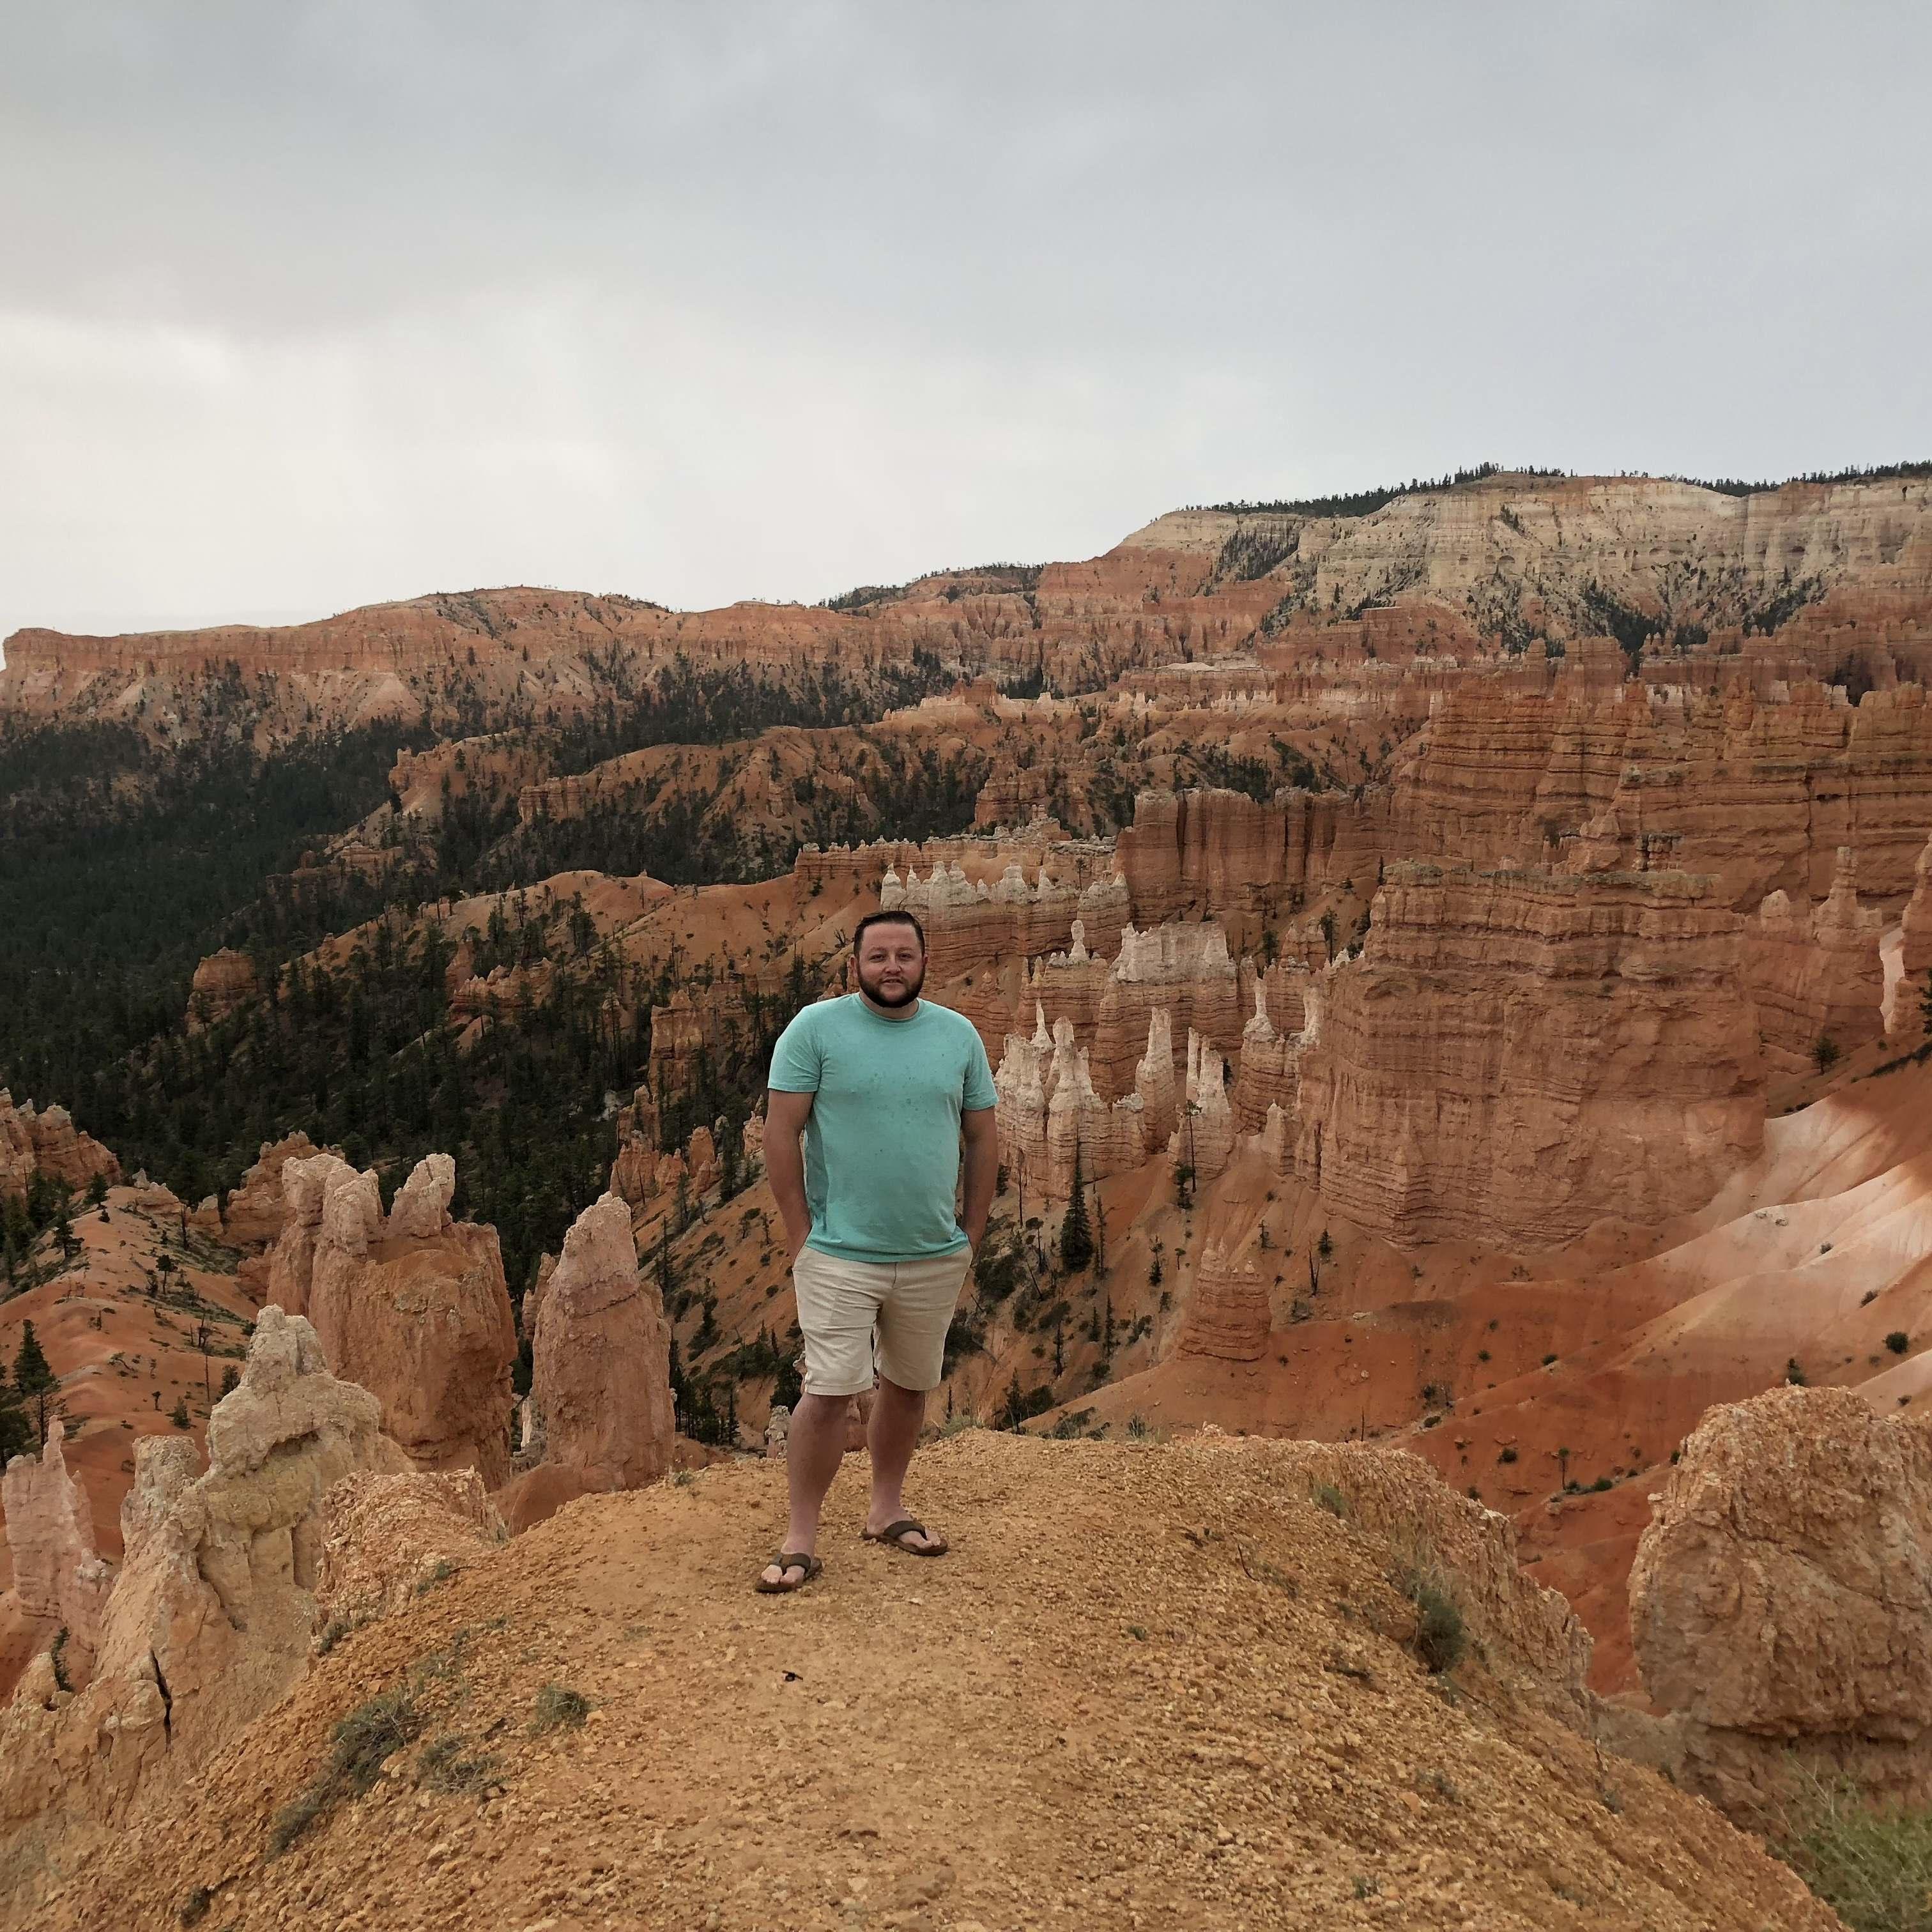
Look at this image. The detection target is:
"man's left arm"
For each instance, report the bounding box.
[960,1107,999,1252]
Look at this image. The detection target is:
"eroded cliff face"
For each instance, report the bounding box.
[0,1422,111,1682]
[266,1153,517,1483]
[1287,863,1765,1248]
[0,1091,120,1206]
[1391,679,1932,910]
[15,472,1929,751]
[1742,849,1887,1075]
[0,1309,407,1882]
[521,1192,673,1496]
[1903,826,1932,990]
[1629,1386,1932,1821]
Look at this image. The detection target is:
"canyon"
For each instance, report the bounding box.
[5,465,1932,1925]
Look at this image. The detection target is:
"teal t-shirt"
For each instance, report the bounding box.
[767,994,997,1263]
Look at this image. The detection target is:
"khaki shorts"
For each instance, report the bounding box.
[792,1245,974,1397]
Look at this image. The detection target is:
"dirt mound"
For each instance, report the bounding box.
[12,1432,1834,1931]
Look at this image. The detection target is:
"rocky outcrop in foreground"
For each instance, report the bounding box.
[0,1309,408,1885]
[14,1429,1832,1932]
[266,1151,518,1483]
[316,1467,504,1629]
[1629,1386,1932,1821]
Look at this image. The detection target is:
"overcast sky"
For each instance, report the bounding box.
[4,1,1929,649]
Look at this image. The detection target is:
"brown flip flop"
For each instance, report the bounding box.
[862,1519,949,1557]
[754,1550,822,1593]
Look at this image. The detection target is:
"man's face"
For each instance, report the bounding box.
[856,923,925,1009]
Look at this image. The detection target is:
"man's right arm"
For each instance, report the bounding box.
[764,1087,815,1262]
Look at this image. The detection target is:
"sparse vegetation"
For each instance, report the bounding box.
[1409,1574,1468,1675]
[530,1682,590,1734]
[268,1687,423,1856]
[417,1730,501,1794]
[1887,1332,1910,1356]
[1774,1769,1932,1932]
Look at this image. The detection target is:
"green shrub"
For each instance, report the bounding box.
[1312,1483,1348,1518]
[1775,1771,1932,1931]
[1887,1332,1910,1356]
[268,1689,422,1857]
[1393,1561,1468,1675]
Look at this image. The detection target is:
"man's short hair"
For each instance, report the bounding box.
[853,908,926,955]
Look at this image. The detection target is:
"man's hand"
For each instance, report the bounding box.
[960,1107,998,1258]
[765,1087,816,1269]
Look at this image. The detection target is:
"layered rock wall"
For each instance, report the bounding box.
[1289,864,1765,1246]
[1116,786,1382,941]
[1089,921,1241,1098]
[1904,827,1932,992]
[1392,679,1932,912]
[880,860,1130,983]
[1742,849,1886,1073]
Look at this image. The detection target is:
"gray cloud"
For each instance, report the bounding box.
[3,1,1929,647]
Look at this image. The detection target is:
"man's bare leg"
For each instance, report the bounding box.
[759,1392,850,1587]
[864,1377,946,1552]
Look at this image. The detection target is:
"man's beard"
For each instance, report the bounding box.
[859,962,924,1009]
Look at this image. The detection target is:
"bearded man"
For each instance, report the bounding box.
[755,908,998,1592]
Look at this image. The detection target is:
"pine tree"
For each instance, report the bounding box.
[0,1383,31,1464]
[1000,1370,1027,1431]
[1059,1151,1094,1273]
[13,1322,56,1403]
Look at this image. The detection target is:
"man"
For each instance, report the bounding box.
[756,908,998,1592]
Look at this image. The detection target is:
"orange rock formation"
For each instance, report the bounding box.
[0,1421,112,1684]
[269,1152,517,1483]
[1289,863,1765,1246]
[0,1092,119,1205]
[1630,1386,1932,1819]
[0,1308,406,1876]
[1742,848,1887,1074]
[1173,1243,1272,1361]
[522,1192,673,1499]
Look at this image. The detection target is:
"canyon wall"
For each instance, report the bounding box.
[1287,862,1765,1247]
